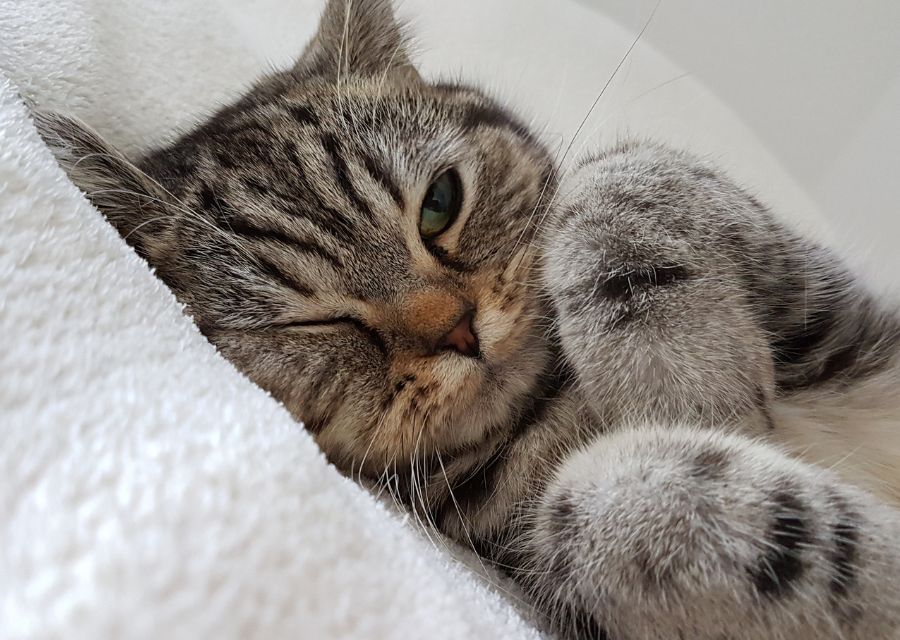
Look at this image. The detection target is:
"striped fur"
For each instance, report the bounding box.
[35,1,900,638]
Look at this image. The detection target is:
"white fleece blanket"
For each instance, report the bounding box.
[0,1,545,638]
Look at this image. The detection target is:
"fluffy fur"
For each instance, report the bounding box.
[34,1,900,637]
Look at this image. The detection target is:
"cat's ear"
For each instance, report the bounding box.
[33,111,175,259]
[294,0,420,82]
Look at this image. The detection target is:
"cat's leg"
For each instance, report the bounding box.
[542,140,900,436]
[534,141,900,638]
[523,426,900,640]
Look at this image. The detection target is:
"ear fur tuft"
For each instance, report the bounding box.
[294,0,419,82]
[32,111,176,258]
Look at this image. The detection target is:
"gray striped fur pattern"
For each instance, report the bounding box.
[35,1,900,637]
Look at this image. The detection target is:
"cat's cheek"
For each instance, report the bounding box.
[469,271,533,366]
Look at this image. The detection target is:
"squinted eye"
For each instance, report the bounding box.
[419,169,463,238]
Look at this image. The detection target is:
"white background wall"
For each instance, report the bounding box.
[571,0,900,285]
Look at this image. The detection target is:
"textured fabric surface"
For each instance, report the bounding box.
[0,1,541,637]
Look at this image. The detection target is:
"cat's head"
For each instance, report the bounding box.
[36,0,557,475]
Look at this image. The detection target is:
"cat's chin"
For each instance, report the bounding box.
[435,324,550,448]
[341,327,546,475]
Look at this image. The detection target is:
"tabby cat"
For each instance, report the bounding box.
[35,0,900,637]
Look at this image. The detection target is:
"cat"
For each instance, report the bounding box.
[34,0,900,637]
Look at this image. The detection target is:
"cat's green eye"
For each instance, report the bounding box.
[419,169,463,238]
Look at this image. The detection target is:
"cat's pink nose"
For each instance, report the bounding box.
[439,308,480,358]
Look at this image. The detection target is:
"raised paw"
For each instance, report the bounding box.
[541,140,899,436]
[542,141,777,431]
[523,426,900,640]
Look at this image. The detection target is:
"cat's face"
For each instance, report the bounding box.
[43,0,556,475]
[186,82,555,474]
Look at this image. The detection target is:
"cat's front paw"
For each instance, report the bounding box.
[523,426,900,640]
[542,141,775,431]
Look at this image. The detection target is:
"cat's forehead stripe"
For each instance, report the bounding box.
[361,152,405,211]
[462,103,534,143]
[320,132,378,222]
[285,103,321,127]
